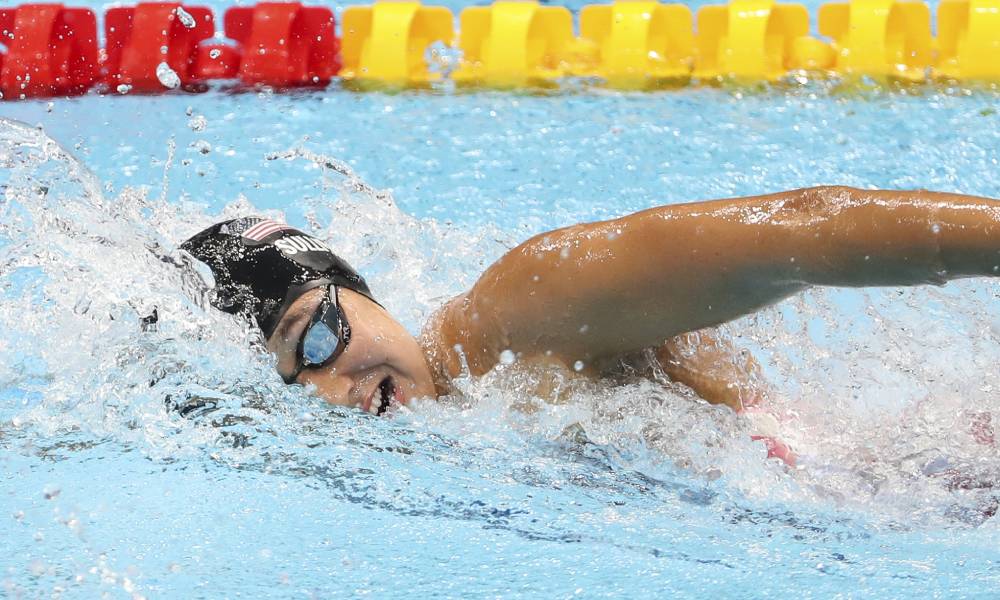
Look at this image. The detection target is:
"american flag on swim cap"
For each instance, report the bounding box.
[241,219,295,242]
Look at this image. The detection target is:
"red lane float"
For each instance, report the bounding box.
[0,1,339,98]
[104,3,215,91]
[224,2,340,86]
[0,3,98,98]
[192,39,241,81]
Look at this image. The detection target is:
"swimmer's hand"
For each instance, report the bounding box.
[432,185,1000,376]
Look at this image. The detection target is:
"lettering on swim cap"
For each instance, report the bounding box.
[273,235,332,256]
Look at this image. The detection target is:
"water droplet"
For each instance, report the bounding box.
[499,349,516,365]
[578,324,589,334]
[209,48,221,60]
[192,140,211,154]
[173,6,196,28]
[560,247,570,259]
[116,83,132,94]
[931,223,941,234]
[187,115,207,132]
[155,62,181,89]
[573,360,584,372]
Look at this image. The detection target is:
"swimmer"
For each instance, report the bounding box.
[182,185,1000,423]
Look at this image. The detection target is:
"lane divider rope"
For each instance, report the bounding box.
[1,0,998,99]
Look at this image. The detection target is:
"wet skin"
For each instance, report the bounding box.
[270,185,1000,413]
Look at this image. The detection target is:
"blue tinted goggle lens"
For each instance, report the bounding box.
[302,319,341,365]
[283,286,352,384]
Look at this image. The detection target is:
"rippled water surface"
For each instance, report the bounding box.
[3,3,1000,596]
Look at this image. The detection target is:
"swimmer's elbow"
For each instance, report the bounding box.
[807,185,861,199]
[787,186,860,216]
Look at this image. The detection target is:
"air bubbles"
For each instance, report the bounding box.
[209,48,222,60]
[116,84,132,95]
[931,223,942,235]
[573,360,584,372]
[499,349,516,365]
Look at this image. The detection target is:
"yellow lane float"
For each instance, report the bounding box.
[576,1,693,88]
[693,0,832,81]
[936,0,1000,80]
[340,0,454,84]
[452,0,579,86]
[818,0,932,80]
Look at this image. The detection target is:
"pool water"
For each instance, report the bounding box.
[2,1,1000,597]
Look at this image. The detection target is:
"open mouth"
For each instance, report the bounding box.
[373,376,395,417]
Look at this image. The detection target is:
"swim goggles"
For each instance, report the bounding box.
[283,285,352,384]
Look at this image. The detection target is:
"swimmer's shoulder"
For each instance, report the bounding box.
[419,294,475,394]
[420,290,518,385]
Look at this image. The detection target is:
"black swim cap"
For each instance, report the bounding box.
[181,217,376,339]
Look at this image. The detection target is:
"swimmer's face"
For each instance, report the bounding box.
[267,287,436,414]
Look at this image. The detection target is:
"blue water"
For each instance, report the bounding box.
[3,2,1000,598]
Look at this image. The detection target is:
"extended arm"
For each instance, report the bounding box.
[432,185,1000,377]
